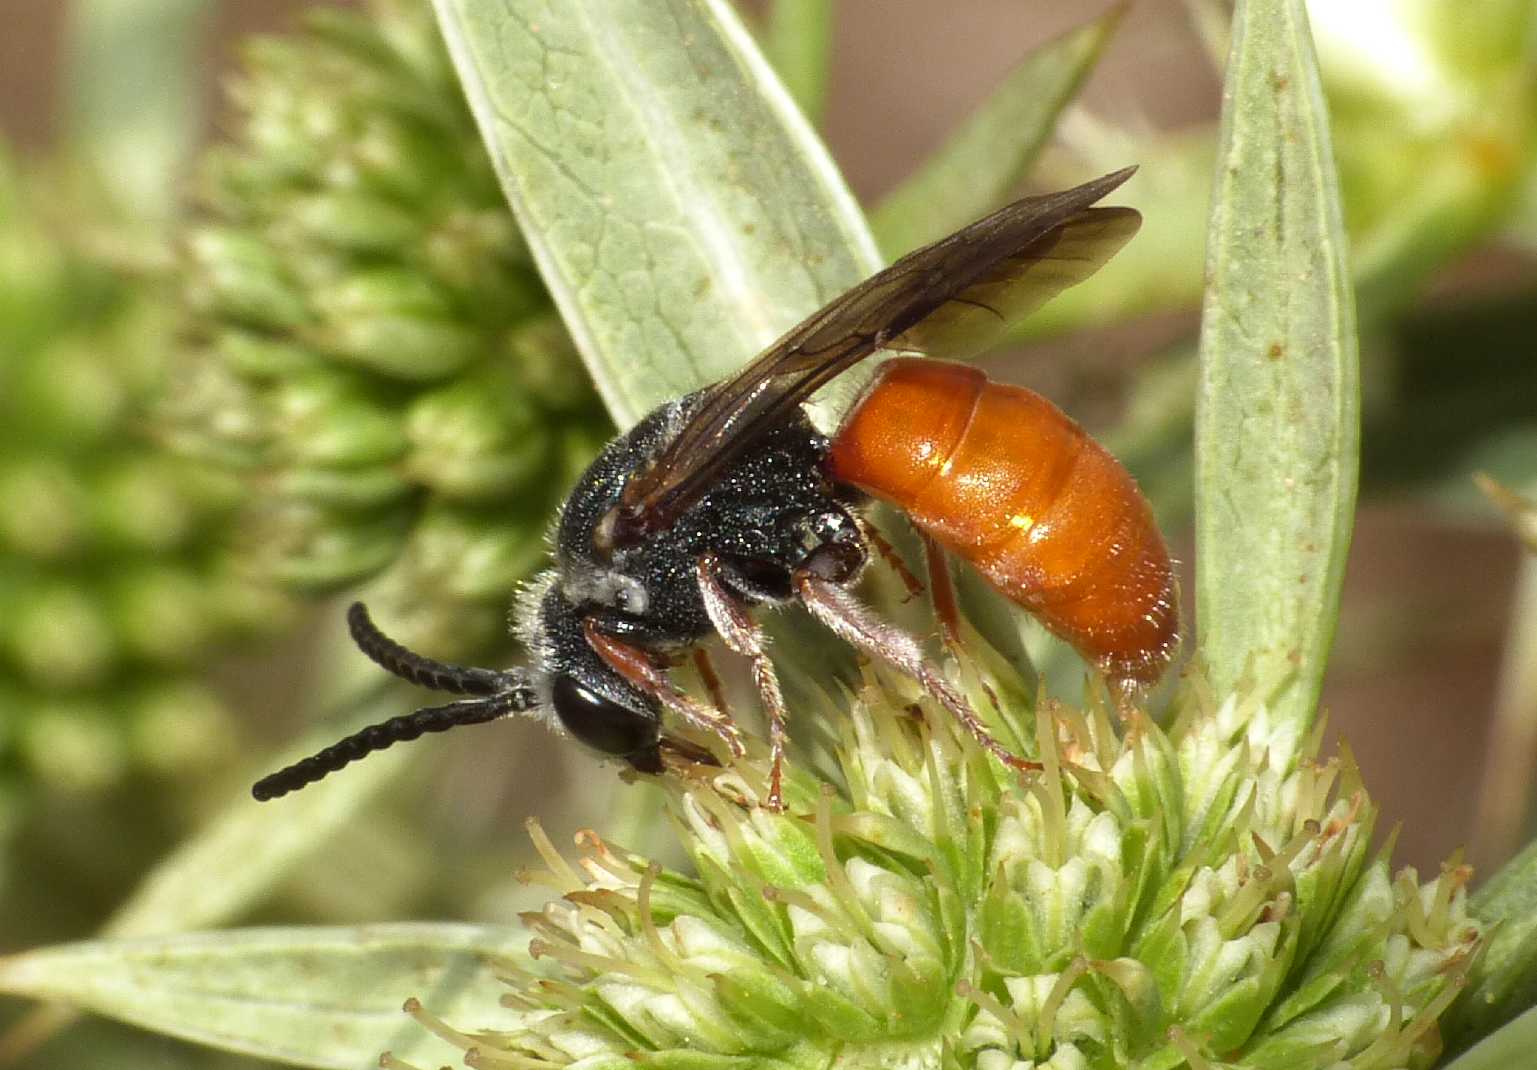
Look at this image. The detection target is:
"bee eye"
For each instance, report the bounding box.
[551,674,659,757]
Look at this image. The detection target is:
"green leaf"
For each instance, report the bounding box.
[103,679,411,939]
[760,0,834,127]
[429,0,881,430]
[1443,1006,1537,1070]
[1193,0,1359,734]
[870,5,1124,258]
[1465,551,1537,883]
[65,0,209,222]
[1443,836,1537,1057]
[0,924,521,1070]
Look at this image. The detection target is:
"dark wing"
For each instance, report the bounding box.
[609,166,1143,544]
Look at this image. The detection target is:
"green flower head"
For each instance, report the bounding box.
[391,642,1480,1070]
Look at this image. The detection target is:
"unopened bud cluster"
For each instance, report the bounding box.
[171,0,609,657]
[0,153,289,796]
[399,644,1480,1070]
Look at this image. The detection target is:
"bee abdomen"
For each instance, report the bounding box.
[825,357,1178,684]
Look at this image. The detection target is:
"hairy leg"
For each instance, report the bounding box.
[860,518,924,601]
[795,573,1040,774]
[697,554,791,811]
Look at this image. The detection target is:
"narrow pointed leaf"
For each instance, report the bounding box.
[430,0,880,430]
[760,0,834,126]
[1469,551,1537,868]
[0,924,521,1070]
[66,0,209,222]
[106,678,409,938]
[1443,836,1537,1056]
[4,667,424,1052]
[1444,1006,1537,1070]
[1193,0,1359,733]
[871,5,1124,257]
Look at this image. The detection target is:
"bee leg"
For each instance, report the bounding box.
[794,573,1042,775]
[919,534,963,648]
[657,732,723,769]
[859,518,925,602]
[697,554,790,812]
[692,648,731,718]
[583,620,747,761]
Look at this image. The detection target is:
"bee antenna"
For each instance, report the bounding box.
[251,692,530,801]
[347,602,517,695]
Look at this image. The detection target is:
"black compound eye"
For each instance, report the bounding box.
[551,674,659,758]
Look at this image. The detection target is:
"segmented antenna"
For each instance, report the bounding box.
[251,603,536,800]
[251,695,520,800]
[347,602,514,695]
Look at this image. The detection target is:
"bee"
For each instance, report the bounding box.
[252,167,1177,811]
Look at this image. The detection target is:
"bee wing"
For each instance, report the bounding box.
[888,204,1140,359]
[611,167,1141,542]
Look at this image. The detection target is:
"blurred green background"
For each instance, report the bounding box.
[0,1,1533,1066]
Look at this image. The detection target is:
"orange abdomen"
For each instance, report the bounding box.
[825,357,1178,684]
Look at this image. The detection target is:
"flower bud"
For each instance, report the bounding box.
[126,679,238,775]
[172,0,610,659]
[308,269,479,380]
[106,566,212,667]
[89,457,199,553]
[254,501,412,592]
[0,150,288,798]
[187,227,310,331]
[5,582,117,690]
[284,191,418,253]
[19,701,127,794]
[272,373,409,470]
[404,372,550,500]
[0,457,89,561]
[13,336,126,444]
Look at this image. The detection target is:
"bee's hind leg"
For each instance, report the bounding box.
[858,517,925,602]
[919,533,963,648]
[794,572,1041,776]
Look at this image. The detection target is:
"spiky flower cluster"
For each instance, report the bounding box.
[170,0,608,657]
[0,151,288,795]
[391,637,1480,1070]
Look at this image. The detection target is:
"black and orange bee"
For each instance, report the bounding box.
[253,167,1177,810]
